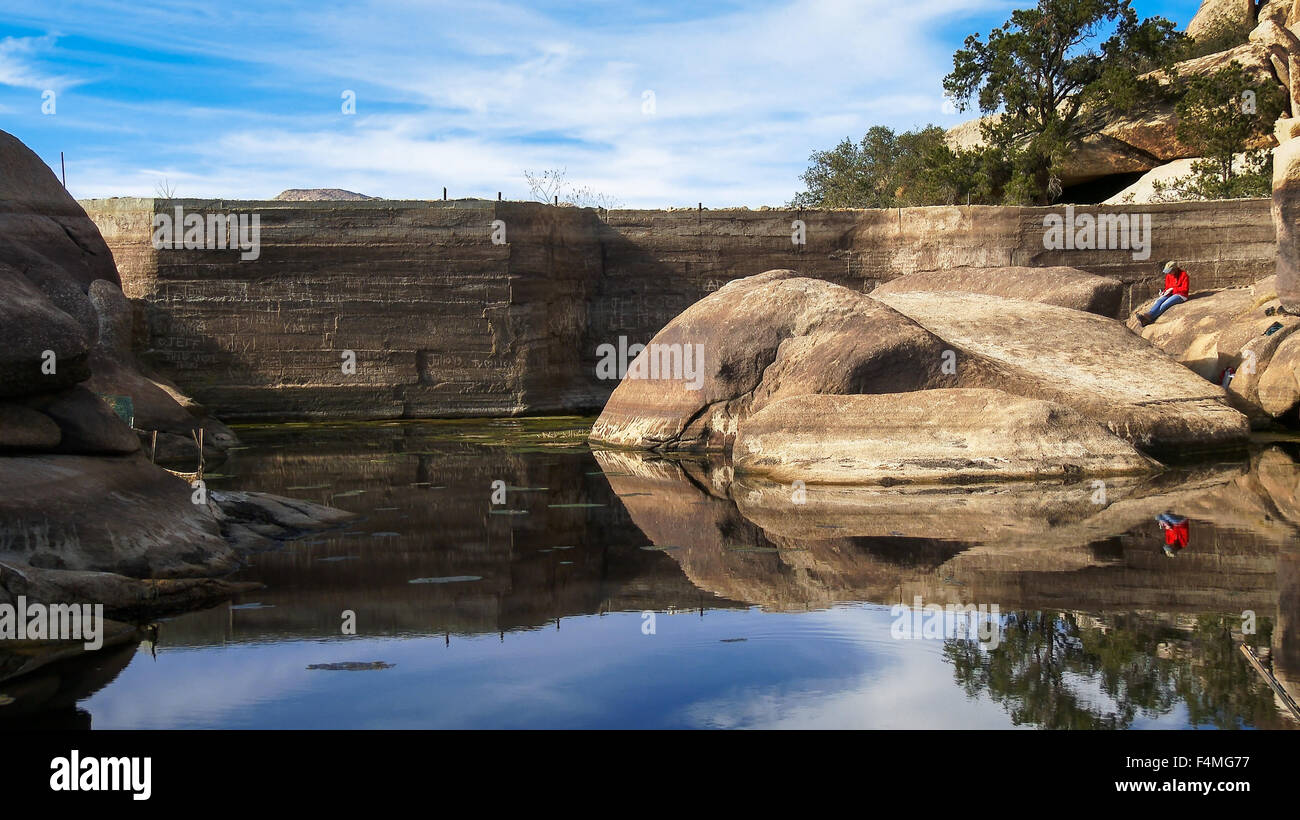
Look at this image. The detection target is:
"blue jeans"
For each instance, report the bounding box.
[1147,293,1186,319]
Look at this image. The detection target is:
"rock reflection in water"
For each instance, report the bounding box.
[593,444,1300,727]
[0,623,142,728]
[158,420,748,648]
[3,421,1297,728]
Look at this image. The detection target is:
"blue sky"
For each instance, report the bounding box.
[0,1,1202,206]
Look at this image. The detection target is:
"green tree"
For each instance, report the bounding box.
[1150,62,1287,201]
[1177,62,1286,181]
[943,0,1183,205]
[791,125,984,208]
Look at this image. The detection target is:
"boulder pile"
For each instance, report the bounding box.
[590,269,1250,484]
[0,128,352,618]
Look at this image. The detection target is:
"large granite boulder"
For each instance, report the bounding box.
[0,264,92,398]
[1273,0,1298,23]
[1175,39,1277,81]
[0,129,142,450]
[0,272,142,455]
[0,453,236,577]
[1252,11,1300,310]
[592,270,1250,464]
[1128,276,1300,423]
[0,128,324,623]
[20,386,141,455]
[732,390,1157,484]
[0,452,355,611]
[873,290,1250,453]
[945,116,1157,186]
[0,129,118,290]
[1250,9,1299,93]
[1188,0,1256,42]
[1127,280,1278,373]
[1071,130,1179,184]
[0,404,61,451]
[1253,11,1300,311]
[1257,0,1292,31]
[0,275,232,459]
[872,265,1122,316]
[589,270,955,452]
[1276,133,1300,310]
[1257,331,1300,415]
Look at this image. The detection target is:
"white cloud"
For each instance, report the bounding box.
[0,35,84,91]
[17,0,1006,204]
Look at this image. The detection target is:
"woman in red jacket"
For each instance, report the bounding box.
[1157,513,1189,557]
[1138,261,1190,325]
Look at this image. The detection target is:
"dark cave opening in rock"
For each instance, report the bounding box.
[1059,171,1148,205]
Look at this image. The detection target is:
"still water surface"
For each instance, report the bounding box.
[9,418,1300,729]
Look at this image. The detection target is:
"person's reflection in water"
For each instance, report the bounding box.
[1156,513,1190,557]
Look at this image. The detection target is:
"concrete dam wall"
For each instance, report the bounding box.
[81,197,1277,421]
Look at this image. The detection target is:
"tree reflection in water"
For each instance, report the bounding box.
[945,612,1285,729]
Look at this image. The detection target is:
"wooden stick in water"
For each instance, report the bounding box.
[1240,644,1300,722]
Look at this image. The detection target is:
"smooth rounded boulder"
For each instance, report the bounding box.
[1275,131,1300,310]
[0,264,91,398]
[594,270,1251,459]
[868,291,1250,453]
[733,389,1157,484]
[22,386,141,455]
[0,404,62,451]
[0,453,236,577]
[1131,276,1300,423]
[0,129,119,290]
[1187,0,1256,42]
[1257,331,1300,416]
[872,265,1123,316]
[590,270,958,451]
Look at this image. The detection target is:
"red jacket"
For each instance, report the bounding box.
[1164,269,1189,298]
[1164,520,1189,549]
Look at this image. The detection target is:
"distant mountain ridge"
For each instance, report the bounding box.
[273,188,379,201]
